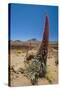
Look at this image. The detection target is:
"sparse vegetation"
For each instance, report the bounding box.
[45,75,52,84]
[17,51,21,54]
[26,54,34,61]
[9,42,58,86]
[55,59,58,65]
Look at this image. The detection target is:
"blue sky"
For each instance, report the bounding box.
[9,4,58,41]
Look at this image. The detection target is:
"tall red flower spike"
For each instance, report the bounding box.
[37,16,49,61]
[35,16,49,77]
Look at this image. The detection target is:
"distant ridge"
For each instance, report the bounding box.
[9,39,58,45]
[27,38,39,41]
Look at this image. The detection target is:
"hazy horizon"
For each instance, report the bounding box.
[10,38,58,42]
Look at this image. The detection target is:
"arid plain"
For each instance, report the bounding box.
[9,40,58,86]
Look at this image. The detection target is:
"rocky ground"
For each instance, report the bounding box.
[9,47,58,87]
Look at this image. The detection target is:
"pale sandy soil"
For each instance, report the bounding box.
[9,48,58,86]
